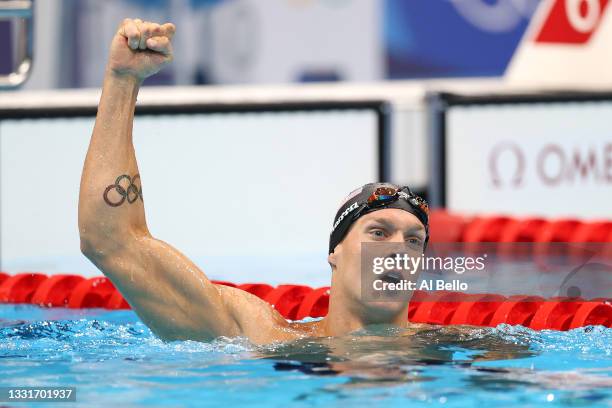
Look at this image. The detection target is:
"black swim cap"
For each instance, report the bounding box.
[328,182,429,254]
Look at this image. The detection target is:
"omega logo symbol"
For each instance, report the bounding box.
[489,142,526,188]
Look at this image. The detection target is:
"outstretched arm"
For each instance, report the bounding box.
[78,19,288,343]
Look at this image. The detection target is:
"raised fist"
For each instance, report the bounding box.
[107,18,175,81]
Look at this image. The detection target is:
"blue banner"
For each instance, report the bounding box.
[385,0,538,78]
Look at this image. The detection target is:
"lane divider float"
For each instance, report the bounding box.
[0,272,609,331]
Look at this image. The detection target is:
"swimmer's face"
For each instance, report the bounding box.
[328,209,427,318]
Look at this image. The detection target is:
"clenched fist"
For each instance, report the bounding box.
[107,18,175,81]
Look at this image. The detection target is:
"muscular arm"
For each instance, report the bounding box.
[78,19,288,343]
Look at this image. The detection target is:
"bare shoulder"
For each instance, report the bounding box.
[287,318,325,337]
[215,285,315,344]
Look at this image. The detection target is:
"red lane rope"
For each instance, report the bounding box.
[1,213,610,330]
[0,271,610,330]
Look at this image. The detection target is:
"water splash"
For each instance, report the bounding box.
[1,305,611,407]
[0,307,256,364]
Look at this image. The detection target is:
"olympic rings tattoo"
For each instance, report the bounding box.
[103,174,143,207]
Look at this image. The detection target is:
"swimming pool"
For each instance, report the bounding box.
[1,304,611,407]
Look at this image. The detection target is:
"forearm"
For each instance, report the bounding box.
[79,71,148,248]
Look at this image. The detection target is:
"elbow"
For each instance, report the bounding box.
[79,227,143,260]
[78,214,98,257]
[80,234,101,260]
[79,220,97,257]
[80,236,94,258]
[79,223,92,255]
[79,231,116,261]
[78,215,115,258]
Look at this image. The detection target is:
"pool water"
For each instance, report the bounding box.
[1,304,611,407]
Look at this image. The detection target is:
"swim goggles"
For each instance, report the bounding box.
[359,185,429,220]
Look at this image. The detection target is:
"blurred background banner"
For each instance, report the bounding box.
[4,0,612,89]
[384,0,538,78]
[65,0,382,88]
[507,0,612,87]
[438,96,612,218]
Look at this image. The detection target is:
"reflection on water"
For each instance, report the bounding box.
[257,323,536,388]
[257,322,612,399]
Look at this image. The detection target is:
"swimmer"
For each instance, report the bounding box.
[78,18,430,345]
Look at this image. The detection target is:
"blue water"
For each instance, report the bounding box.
[1,305,611,408]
